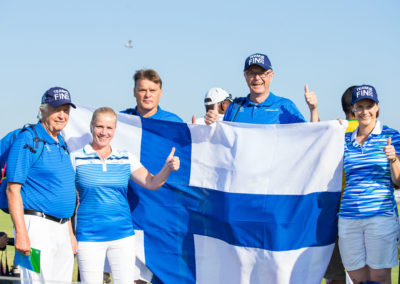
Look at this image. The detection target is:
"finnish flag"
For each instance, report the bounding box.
[63,105,346,284]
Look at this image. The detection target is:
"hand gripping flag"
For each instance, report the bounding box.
[63,105,346,284]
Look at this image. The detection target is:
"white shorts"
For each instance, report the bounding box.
[19,215,74,283]
[338,215,400,271]
[77,235,136,284]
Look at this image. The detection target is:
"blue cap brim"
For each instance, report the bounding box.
[48,101,76,109]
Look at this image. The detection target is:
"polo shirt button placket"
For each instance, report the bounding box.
[252,105,257,119]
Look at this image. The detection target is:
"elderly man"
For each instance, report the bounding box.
[193,87,232,124]
[121,69,183,122]
[205,53,319,124]
[6,87,77,283]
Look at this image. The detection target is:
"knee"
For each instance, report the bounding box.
[369,268,391,283]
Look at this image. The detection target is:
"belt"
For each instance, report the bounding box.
[24,209,70,224]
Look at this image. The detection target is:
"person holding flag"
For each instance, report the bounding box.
[70,107,180,283]
[204,53,319,124]
[339,85,400,284]
[192,87,232,124]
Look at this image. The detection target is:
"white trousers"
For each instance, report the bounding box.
[77,235,136,284]
[20,215,74,283]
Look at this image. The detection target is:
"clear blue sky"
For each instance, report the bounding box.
[1,0,399,136]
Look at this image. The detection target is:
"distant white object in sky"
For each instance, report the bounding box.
[125,40,133,48]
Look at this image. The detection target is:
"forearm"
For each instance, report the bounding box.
[309,108,320,122]
[146,164,172,190]
[68,220,77,254]
[7,183,31,255]
[390,155,400,186]
[131,148,179,190]
[68,220,74,237]
[6,183,27,236]
[132,165,172,191]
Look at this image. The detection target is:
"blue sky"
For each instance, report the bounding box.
[1,0,399,136]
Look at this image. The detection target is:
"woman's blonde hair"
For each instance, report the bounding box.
[90,107,117,129]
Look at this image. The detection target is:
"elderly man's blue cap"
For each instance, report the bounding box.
[351,85,379,105]
[41,87,76,108]
[244,53,272,71]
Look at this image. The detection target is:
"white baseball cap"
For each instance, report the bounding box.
[204,87,232,106]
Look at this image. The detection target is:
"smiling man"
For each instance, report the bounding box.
[205,53,319,124]
[121,69,183,123]
[6,87,77,283]
[120,69,183,284]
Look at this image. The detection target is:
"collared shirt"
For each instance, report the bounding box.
[0,128,23,210]
[7,122,76,218]
[341,119,359,190]
[223,93,306,124]
[121,106,183,123]
[71,144,143,242]
[339,120,400,218]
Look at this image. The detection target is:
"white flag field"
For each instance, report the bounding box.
[63,105,347,284]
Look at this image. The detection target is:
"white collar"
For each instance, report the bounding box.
[351,120,382,141]
[83,143,116,157]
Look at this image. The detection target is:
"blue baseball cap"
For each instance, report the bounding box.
[41,87,76,108]
[244,53,272,71]
[351,85,379,105]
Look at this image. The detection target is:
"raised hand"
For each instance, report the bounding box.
[384,137,397,163]
[166,147,180,171]
[304,84,317,110]
[192,115,196,124]
[204,104,218,125]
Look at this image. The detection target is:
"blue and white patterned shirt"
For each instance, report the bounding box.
[339,120,400,218]
[71,144,143,242]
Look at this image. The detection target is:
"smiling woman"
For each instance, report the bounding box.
[90,107,117,158]
[70,107,180,283]
[338,85,400,284]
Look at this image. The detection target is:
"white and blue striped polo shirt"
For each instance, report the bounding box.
[6,122,76,219]
[71,144,143,242]
[339,120,400,219]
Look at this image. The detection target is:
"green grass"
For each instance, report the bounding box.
[1,210,399,283]
[0,210,79,280]
[0,209,15,272]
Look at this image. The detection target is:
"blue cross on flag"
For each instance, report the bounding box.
[64,105,345,284]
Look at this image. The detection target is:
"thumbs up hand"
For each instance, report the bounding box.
[204,104,219,125]
[304,84,318,110]
[166,147,180,171]
[384,137,397,163]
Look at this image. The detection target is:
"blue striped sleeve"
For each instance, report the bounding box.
[6,131,35,184]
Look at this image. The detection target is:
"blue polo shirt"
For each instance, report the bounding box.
[6,123,76,218]
[339,121,400,218]
[223,93,306,124]
[121,106,183,123]
[0,128,22,209]
[71,144,143,242]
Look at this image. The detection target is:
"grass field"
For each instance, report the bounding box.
[0,210,399,283]
[0,210,80,280]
